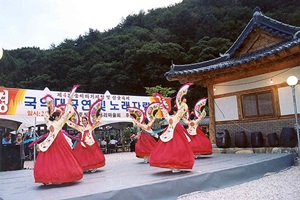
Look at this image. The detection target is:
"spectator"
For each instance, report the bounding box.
[107,136,118,153]
[108,137,118,145]
[130,132,137,152]
[14,133,25,169]
[24,127,35,138]
[100,138,107,146]
[2,132,12,144]
[24,127,35,160]
[100,138,107,154]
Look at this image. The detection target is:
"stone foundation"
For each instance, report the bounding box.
[213,147,298,154]
[215,118,297,148]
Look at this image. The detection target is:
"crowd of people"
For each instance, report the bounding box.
[1,124,41,168]
[1,132,26,169]
[1,82,212,186]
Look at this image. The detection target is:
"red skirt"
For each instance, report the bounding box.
[135,131,157,158]
[73,135,106,170]
[149,123,194,169]
[34,131,83,184]
[189,126,212,155]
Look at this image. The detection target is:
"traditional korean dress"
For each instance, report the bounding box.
[132,119,157,161]
[183,112,212,156]
[34,103,83,184]
[67,115,106,171]
[182,98,212,157]
[149,102,194,170]
[128,105,159,163]
[135,130,157,159]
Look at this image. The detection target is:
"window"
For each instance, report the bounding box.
[242,90,274,118]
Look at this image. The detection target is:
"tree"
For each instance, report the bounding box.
[144,85,176,97]
[1,0,299,94]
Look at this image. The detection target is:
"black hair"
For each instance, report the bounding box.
[3,132,10,138]
[49,111,60,121]
[190,112,195,120]
[96,109,101,117]
[201,106,206,112]
[130,113,136,119]
[181,95,187,102]
[144,118,149,124]
[169,107,178,115]
[81,115,88,121]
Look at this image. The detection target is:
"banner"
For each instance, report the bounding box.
[0,87,171,121]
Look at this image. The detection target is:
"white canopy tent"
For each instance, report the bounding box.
[100,118,133,127]
[0,115,44,134]
[0,115,133,134]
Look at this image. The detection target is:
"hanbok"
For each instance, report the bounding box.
[128,104,159,162]
[67,121,106,170]
[149,101,194,170]
[34,103,83,184]
[187,126,212,156]
[135,130,157,159]
[183,98,212,156]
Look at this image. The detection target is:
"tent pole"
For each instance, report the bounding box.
[34,117,36,163]
[0,129,2,171]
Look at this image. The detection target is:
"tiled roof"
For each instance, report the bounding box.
[165,7,300,80]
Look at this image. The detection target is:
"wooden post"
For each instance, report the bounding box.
[207,83,216,144]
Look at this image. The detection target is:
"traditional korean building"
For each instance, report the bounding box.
[165,7,300,146]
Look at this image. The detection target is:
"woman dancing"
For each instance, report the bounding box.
[149,83,194,172]
[34,85,83,185]
[67,98,106,172]
[128,103,159,163]
[182,98,212,158]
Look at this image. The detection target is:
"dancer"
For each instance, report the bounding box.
[34,85,83,185]
[182,98,212,158]
[128,103,159,163]
[149,83,194,173]
[66,98,106,172]
[14,132,25,169]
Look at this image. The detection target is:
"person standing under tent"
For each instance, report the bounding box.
[66,98,106,173]
[14,132,26,169]
[2,132,12,144]
[34,85,83,185]
[24,127,36,160]
[107,136,118,153]
[149,90,194,173]
[129,132,137,152]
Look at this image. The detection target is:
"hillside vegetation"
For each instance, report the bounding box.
[1,0,299,101]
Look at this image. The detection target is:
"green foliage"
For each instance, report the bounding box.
[189,36,232,61]
[0,0,299,96]
[144,85,176,97]
[123,126,139,138]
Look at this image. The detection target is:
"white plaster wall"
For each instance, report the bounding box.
[213,66,300,95]
[215,96,239,122]
[213,66,300,121]
[278,85,300,115]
